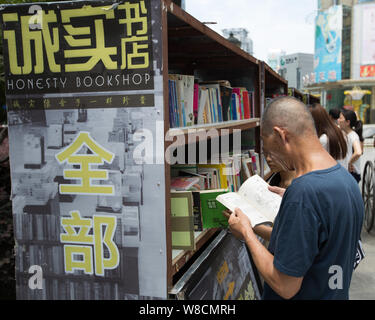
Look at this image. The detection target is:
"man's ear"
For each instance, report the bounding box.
[273,126,287,144]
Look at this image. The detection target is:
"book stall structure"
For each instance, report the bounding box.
[1,0,288,300]
[288,87,321,106]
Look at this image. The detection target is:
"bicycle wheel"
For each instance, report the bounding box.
[362,161,375,232]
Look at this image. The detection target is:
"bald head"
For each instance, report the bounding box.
[261,96,317,137]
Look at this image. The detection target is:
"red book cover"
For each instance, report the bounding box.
[232,88,242,119]
[193,84,199,124]
[242,91,250,119]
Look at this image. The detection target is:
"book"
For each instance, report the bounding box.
[216,175,282,228]
[182,75,195,126]
[232,88,242,120]
[193,83,199,124]
[242,90,251,119]
[171,176,200,191]
[231,93,237,120]
[197,164,228,190]
[200,189,229,229]
[220,85,233,122]
[171,191,195,250]
[197,87,209,124]
[192,191,203,231]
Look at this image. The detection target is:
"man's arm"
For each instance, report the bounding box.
[229,208,303,300]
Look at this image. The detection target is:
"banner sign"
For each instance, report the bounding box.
[352,3,375,79]
[1,0,167,300]
[313,5,343,83]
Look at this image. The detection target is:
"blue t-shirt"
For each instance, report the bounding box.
[262,164,364,300]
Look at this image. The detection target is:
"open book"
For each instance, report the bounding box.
[216,175,282,228]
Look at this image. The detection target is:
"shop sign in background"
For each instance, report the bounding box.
[1,0,167,300]
[352,3,375,80]
[313,5,343,83]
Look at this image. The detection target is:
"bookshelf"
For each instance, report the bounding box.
[162,1,288,292]
[288,87,305,102]
[306,93,321,105]
[288,87,321,106]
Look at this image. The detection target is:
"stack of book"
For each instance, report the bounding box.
[168,75,255,128]
[169,151,271,250]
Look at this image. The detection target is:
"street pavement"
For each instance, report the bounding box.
[349,139,375,300]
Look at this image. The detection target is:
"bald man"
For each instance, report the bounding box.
[227,96,363,300]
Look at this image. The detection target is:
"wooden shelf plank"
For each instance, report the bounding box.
[172,228,219,276]
[167,118,260,138]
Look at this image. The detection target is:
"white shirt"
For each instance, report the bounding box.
[347,131,361,175]
[319,133,349,170]
[319,134,329,152]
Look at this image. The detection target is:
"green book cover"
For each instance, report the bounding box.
[200,189,229,229]
[171,191,195,250]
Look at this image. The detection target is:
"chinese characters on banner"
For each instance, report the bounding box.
[360,65,375,78]
[56,132,119,276]
[1,0,167,300]
[3,1,154,97]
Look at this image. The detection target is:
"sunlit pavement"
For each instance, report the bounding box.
[349,142,375,300]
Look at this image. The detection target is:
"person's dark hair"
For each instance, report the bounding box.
[310,104,347,160]
[341,109,364,142]
[329,108,340,120]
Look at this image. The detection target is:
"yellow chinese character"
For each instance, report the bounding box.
[28,99,36,109]
[93,215,119,276]
[216,260,229,285]
[122,96,129,106]
[118,1,148,36]
[60,211,93,243]
[44,99,51,109]
[55,131,115,195]
[75,98,81,108]
[64,245,94,275]
[140,95,146,105]
[106,97,112,105]
[118,1,149,70]
[120,36,149,70]
[2,11,60,75]
[12,100,21,109]
[61,5,117,72]
[60,210,119,276]
[59,98,67,108]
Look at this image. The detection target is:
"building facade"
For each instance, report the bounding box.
[318,0,361,11]
[267,49,286,74]
[307,0,375,124]
[278,53,314,90]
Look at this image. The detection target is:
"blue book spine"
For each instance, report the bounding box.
[217,88,223,122]
[231,94,237,121]
[172,81,179,127]
[168,80,174,128]
[209,89,215,123]
[171,80,176,127]
[240,92,244,120]
[182,101,186,127]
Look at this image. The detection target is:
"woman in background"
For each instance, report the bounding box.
[329,108,341,124]
[265,152,296,189]
[309,104,348,169]
[338,109,363,183]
